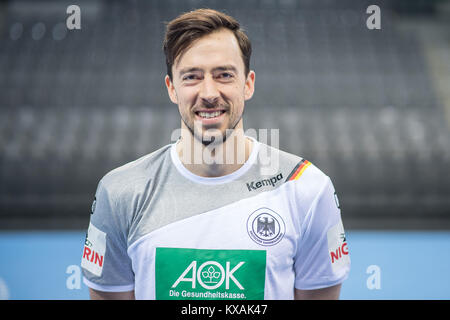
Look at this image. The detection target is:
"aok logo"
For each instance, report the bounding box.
[172,260,245,290]
[156,248,266,300]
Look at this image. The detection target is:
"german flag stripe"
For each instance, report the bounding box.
[285,159,311,182]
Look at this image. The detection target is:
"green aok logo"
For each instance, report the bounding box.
[172,260,245,290]
[155,248,266,300]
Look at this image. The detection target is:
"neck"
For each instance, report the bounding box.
[176,124,253,178]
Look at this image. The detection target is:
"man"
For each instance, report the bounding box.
[81,8,350,300]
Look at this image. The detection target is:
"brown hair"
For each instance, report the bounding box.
[163,8,252,80]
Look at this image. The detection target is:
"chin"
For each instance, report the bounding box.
[200,133,226,146]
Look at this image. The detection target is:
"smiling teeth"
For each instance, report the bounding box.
[198,111,222,118]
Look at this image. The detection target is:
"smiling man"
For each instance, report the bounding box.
[165,20,255,178]
[81,8,350,300]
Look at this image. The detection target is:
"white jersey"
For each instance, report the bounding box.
[81,137,350,299]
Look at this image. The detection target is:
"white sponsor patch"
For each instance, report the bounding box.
[81,223,106,276]
[327,220,350,273]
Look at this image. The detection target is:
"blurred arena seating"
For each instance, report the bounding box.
[0,0,449,229]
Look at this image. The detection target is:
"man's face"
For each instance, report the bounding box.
[165,28,255,145]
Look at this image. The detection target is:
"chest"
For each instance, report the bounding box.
[127,186,303,299]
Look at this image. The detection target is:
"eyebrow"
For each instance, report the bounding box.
[178,65,238,77]
[178,67,202,76]
[213,65,238,73]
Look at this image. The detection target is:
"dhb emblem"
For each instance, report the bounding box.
[257,216,276,237]
[247,207,285,246]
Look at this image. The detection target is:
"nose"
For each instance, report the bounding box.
[199,76,220,105]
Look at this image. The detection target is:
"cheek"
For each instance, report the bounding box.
[225,83,245,103]
[177,89,197,109]
[231,87,245,111]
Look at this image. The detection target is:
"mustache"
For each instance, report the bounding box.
[195,100,229,110]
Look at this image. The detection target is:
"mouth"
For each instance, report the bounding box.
[194,110,226,119]
[194,109,227,126]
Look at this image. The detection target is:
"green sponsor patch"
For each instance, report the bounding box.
[155,248,266,300]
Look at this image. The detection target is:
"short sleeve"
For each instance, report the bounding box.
[81,179,135,292]
[294,177,350,290]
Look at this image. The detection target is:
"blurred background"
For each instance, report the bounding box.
[0,0,449,299]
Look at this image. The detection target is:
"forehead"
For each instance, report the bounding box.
[174,29,244,73]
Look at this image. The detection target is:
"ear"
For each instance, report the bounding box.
[165,75,178,104]
[244,70,255,101]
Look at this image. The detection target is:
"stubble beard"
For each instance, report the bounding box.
[181,107,244,147]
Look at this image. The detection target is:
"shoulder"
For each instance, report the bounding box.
[256,141,332,199]
[98,143,172,200]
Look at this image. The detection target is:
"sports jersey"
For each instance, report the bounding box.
[81,137,350,299]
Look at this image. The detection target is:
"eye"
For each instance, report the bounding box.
[218,72,234,80]
[182,74,199,81]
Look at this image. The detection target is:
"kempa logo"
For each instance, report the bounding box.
[246,173,283,192]
[172,260,245,290]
